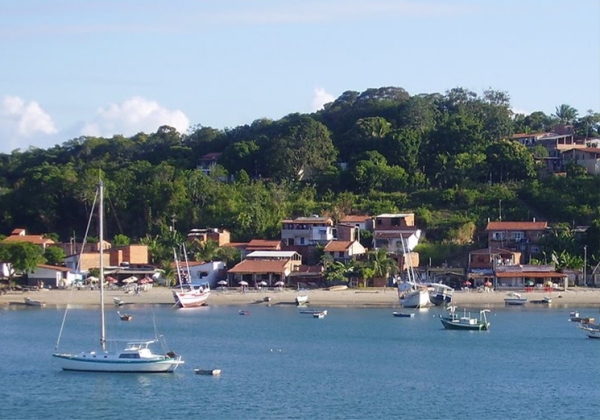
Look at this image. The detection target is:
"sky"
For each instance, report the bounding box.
[0,0,599,153]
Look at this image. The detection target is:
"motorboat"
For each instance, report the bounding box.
[113,297,125,306]
[239,310,250,316]
[440,306,490,331]
[428,283,454,306]
[313,311,327,319]
[299,309,327,315]
[24,297,46,307]
[118,311,132,321]
[195,368,221,375]
[578,323,600,339]
[504,292,527,306]
[392,312,415,318]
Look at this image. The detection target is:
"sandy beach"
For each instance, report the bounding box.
[2,286,600,309]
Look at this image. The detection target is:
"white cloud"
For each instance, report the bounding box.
[80,97,190,137]
[0,95,58,152]
[511,107,529,116]
[311,88,336,111]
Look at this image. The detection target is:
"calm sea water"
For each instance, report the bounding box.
[0,303,598,420]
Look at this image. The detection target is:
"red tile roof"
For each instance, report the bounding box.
[339,215,371,223]
[246,239,282,250]
[485,221,547,231]
[2,235,55,245]
[37,264,71,272]
[227,259,288,274]
[324,241,352,252]
[496,271,566,278]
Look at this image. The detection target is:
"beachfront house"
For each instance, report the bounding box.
[227,251,302,287]
[485,220,547,257]
[323,240,366,262]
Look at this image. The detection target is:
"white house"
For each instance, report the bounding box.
[28,264,78,288]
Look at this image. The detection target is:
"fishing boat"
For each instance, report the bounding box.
[428,283,454,306]
[504,292,527,306]
[172,244,210,308]
[52,180,184,373]
[392,312,415,318]
[313,311,327,319]
[113,297,124,306]
[24,297,46,307]
[440,306,490,331]
[239,310,250,316]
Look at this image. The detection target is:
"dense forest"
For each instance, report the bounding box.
[0,86,599,269]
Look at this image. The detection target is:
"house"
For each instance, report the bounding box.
[494,265,568,290]
[338,215,374,231]
[197,152,222,175]
[561,147,600,175]
[227,251,302,286]
[188,228,231,246]
[468,247,522,270]
[64,244,148,273]
[280,216,335,246]
[27,264,77,288]
[511,128,586,172]
[245,239,283,252]
[2,228,56,250]
[323,240,366,262]
[372,213,421,253]
[288,265,324,288]
[485,220,547,256]
[168,260,225,289]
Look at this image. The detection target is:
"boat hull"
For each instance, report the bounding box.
[173,290,210,308]
[295,295,308,306]
[52,353,183,373]
[504,299,527,306]
[440,318,489,331]
[392,312,415,318]
[399,290,430,308]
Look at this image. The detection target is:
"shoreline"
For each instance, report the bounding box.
[2,286,600,309]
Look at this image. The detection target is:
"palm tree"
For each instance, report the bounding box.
[553,104,579,124]
[365,248,398,287]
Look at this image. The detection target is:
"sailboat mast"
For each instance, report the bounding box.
[99,180,106,350]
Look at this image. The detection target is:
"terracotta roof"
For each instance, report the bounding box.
[511,132,547,139]
[373,231,417,239]
[470,248,518,255]
[496,271,566,278]
[339,215,371,223]
[324,241,353,252]
[37,264,71,272]
[246,239,282,250]
[296,265,323,273]
[11,228,26,235]
[486,221,547,231]
[2,235,55,245]
[281,217,333,224]
[227,259,288,274]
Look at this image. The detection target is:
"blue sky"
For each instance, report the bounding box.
[1,0,598,153]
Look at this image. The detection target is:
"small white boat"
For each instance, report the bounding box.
[504,292,527,306]
[113,297,124,306]
[238,310,250,316]
[117,311,132,321]
[300,309,327,315]
[295,295,308,306]
[392,312,415,318]
[569,311,595,324]
[24,297,46,307]
[428,283,454,306]
[195,368,221,375]
[542,296,552,304]
[399,288,430,308]
[313,311,327,319]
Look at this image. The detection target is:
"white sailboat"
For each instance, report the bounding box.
[397,238,430,308]
[53,180,184,373]
[172,244,210,308]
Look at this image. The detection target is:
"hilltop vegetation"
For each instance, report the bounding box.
[0,86,598,268]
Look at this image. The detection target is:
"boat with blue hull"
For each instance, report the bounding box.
[440,306,490,331]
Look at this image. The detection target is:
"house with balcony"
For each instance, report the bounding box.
[197,152,222,175]
[372,213,421,254]
[323,240,366,262]
[227,250,302,286]
[561,147,600,175]
[485,220,547,256]
[280,216,335,246]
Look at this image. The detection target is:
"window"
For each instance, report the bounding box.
[512,232,523,241]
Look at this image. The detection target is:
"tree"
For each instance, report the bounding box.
[112,234,131,247]
[43,246,66,266]
[553,104,579,124]
[0,242,46,286]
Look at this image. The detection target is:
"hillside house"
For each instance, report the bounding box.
[485,221,547,256]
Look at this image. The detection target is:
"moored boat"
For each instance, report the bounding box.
[428,283,454,306]
[399,286,430,308]
[313,311,327,319]
[440,306,490,331]
[504,292,527,306]
[568,311,595,324]
[295,294,308,306]
[578,323,600,339]
[239,310,250,316]
[24,297,46,307]
[392,312,415,318]
[299,309,327,315]
[195,368,221,375]
[118,311,132,321]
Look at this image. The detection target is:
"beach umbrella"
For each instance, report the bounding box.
[218,280,228,285]
[239,280,249,286]
[86,276,99,284]
[274,281,285,287]
[463,280,471,286]
[525,280,534,286]
[122,276,137,284]
[106,276,118,284]
[259,281,268,286]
